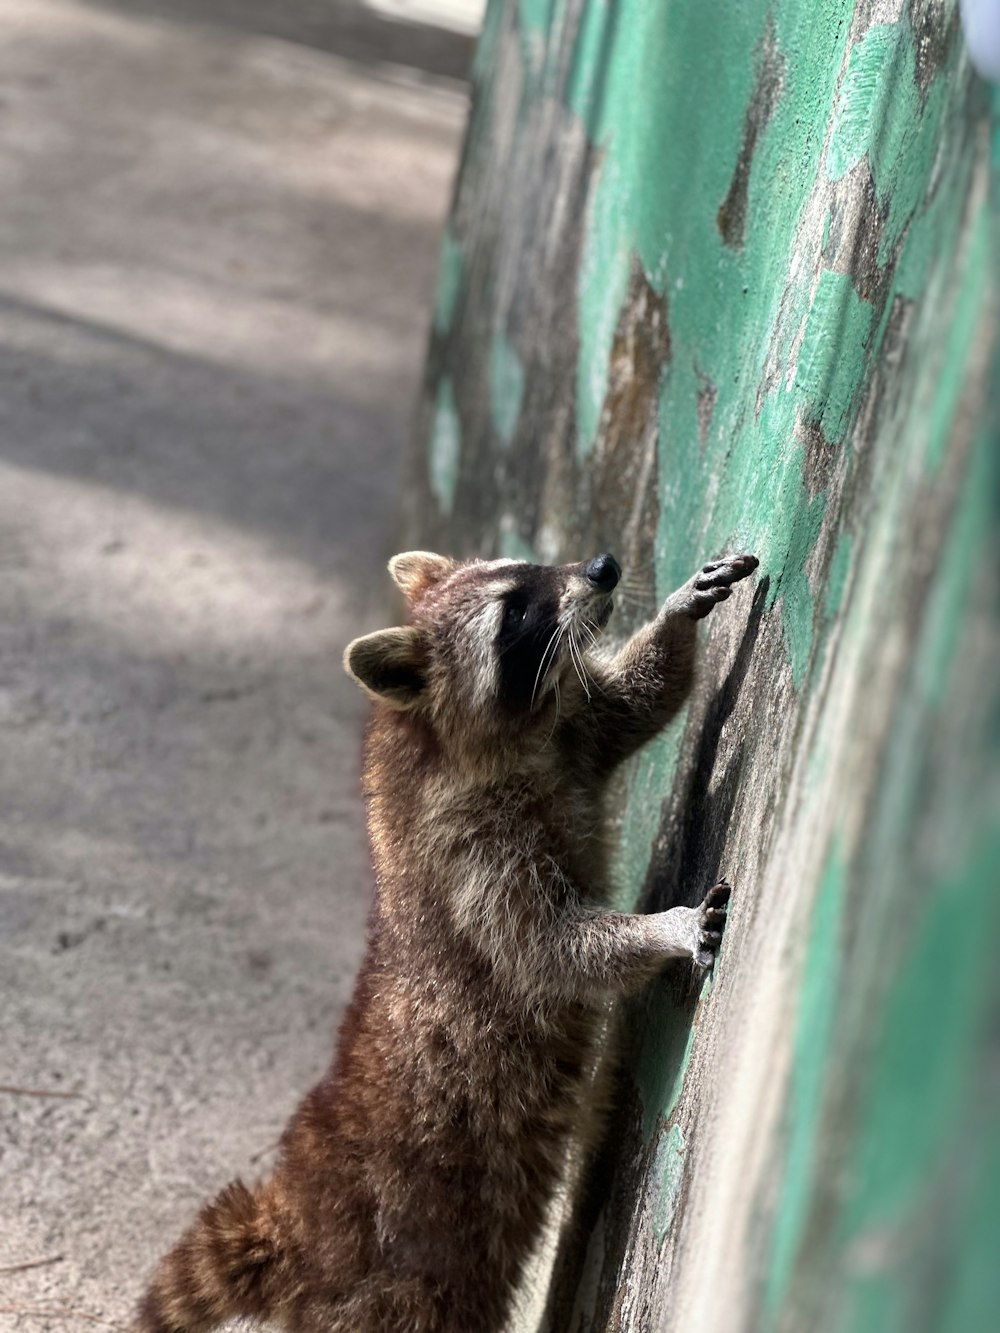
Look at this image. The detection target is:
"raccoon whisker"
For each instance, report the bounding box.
[615,580,655,602]
[567,628,591,701]
[530,624,565,712]
[514,625,558,713]
[616,569,654,588]
[579,620,601,649]
[574,626,605,695]
[578,625,601,661]
[613,589,656,614]
[541,624,566,685]
[564,629,584,696]
[579,632,609,691]
[542,678,562,747]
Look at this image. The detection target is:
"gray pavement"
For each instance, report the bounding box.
[0,2,466,1326]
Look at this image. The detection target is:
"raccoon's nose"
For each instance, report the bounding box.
[585,553,621,592]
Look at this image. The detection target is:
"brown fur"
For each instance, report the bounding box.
[137,549,757,1333]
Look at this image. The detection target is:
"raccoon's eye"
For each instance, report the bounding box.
[503,601,527,629]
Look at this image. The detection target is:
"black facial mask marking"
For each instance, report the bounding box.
[494,567,561,712]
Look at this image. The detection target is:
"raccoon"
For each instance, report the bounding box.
[137,548,758,1333]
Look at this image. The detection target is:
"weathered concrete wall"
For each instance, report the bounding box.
[406,1,1000,1329]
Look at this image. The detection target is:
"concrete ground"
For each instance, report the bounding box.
[0,2,467,1326]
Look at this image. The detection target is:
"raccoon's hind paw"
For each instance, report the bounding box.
[693,878,732,969]
[685,553,759,620]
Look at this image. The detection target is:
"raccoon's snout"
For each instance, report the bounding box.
[584,554,621,592]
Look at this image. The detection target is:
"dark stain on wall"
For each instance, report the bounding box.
[800,420,838,498]
[584,258,670,598]
[602,260,672,442]
[696,369,719,448]
[717,17,785,251]
[908,0,957,98]
[827,164,888,304]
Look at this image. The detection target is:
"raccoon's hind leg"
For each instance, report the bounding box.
[654,877,732,968]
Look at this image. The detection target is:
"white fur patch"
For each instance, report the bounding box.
[463,598,505,701]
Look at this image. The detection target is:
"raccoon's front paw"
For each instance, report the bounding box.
[692,878,732,968]
[685,553,759,620]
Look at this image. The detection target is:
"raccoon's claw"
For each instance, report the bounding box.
[686,554,759,620]
[697,555,758,584]
[693,878,732,968]
[704,878,732,908]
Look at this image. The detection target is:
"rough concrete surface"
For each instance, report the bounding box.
[0,2,466,1326]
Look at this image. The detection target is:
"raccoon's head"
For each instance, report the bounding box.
[344,550,620,750]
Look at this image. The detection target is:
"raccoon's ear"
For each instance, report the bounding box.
[343,627,428,710]
[388,551,455,601]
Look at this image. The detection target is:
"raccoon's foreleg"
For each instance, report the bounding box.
[545,879,732,999]
[582,554,758,772]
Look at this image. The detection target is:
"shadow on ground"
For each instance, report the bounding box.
[0,0,466,1324]
[79,0,476,81]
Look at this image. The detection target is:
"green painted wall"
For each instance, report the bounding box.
[406,1,1000,1328]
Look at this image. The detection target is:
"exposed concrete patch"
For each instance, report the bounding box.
[825,161,889,301]
[600,260,672,446]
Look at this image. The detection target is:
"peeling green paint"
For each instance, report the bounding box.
[576,174,631,454]
[837,1274,905,1333]
[827,20,951,258]
[823,530,852,621]
[489,328,526,445]
[472,0,505,84]
[796,271,874,446]
[834,826,1000,1333]
[428,377,461,515]
[923,207,991,472]
[827,25,906,183]
[433,225,463,337]
[564,0,610,135]
[841,842,999,1243]
[517,0,554,37]
[650,1123,687,1246]
[615,730,685,907]
[413,0,1000,1326]
[916,421,995,706]
[572,0,762,455]
[939,1131,1000,1333]
[636,1001,697,1144]
[774,479,825,687]
[516,0,555,84]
